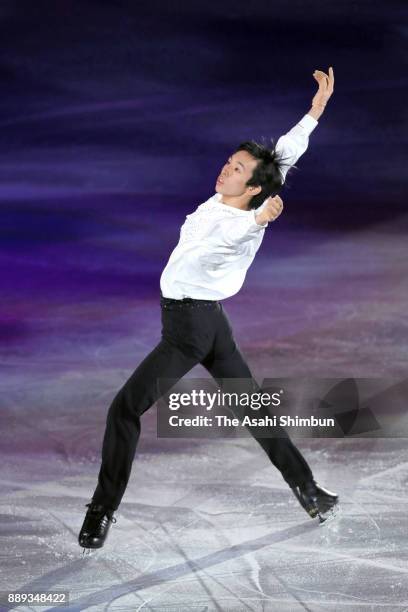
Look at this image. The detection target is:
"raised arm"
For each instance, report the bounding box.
[275,67,335,184]
[275,114,318,184]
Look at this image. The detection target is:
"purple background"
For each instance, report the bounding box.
[1,1,407,448]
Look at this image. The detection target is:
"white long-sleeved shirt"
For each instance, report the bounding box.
[160,113,318,300]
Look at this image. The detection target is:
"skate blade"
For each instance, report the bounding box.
[318,503,340,525]
[81,547,97,557]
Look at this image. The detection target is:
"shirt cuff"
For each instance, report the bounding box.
[298,113,319,136]
[251,209,268,230]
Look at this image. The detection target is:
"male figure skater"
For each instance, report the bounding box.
[79,68,337,550]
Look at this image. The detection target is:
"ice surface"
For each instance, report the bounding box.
[2,433,408,611]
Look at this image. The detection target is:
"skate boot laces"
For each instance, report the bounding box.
[85,502,117,523]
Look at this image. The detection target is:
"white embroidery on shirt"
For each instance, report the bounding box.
[179,200,250,245]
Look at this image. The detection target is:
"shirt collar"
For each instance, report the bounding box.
[212,193,253,216]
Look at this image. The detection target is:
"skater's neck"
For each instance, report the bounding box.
[218,193,251,211]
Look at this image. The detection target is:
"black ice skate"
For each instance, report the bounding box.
[291,479,339,523]
[78,502,117,552]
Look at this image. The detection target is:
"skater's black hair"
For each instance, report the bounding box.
[235,139,296,210]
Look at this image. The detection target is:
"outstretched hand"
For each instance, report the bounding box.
[312,66,335,110]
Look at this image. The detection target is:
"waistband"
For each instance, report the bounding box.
[160,291,220,309]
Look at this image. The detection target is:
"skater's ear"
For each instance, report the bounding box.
[246,184,262,197]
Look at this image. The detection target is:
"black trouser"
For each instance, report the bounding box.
[92,294,313,511]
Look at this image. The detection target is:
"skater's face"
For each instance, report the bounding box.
[215,151,261,198]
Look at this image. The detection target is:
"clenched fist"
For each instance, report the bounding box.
[255,195,284,225]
